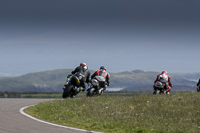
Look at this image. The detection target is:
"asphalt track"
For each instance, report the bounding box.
[0,98,101,133]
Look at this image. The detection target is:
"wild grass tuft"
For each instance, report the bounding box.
[26,92,200,133]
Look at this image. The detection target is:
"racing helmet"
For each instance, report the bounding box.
[162,70,167,74]
[100,66,106,70]
[80,62,87,66]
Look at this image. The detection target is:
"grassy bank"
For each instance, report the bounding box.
[26,92,200,133]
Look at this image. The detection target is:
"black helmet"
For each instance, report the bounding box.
[100,66,106,70]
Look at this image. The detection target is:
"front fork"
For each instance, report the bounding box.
[63,78,70,90]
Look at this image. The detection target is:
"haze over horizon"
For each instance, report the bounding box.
[1,0,200,76]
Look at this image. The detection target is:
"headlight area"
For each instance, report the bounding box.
[91,79,99,86]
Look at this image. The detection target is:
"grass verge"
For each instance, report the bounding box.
[26,92,200,133]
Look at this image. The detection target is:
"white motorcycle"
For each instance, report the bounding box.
[87,76,107,97]
[153,81,168,94]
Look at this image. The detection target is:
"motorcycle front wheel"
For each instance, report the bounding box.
[87,88,96,97]
[155,90,160,94]
[62,84,74,98]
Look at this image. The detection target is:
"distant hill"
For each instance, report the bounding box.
[112,70,198,92]
[0,69,199,92]
[0,69,73,92]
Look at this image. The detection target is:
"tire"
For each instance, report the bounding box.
[62,84,74,98]
[87,88,96,97]
[156,89,160,95]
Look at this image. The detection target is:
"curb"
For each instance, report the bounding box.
[20,105,102,133]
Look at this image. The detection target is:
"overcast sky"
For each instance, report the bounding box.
[0,0,200,76]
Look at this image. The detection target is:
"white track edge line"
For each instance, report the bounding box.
[20,105,102,133]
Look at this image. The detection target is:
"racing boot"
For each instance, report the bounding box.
[70,95,76,98]
[77,87,85,92]
[98,88,103,95]
[81,87,86,91]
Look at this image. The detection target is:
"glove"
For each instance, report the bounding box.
[67,74,72,78]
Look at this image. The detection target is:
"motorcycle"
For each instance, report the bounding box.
[62,73,84,98]
[87,76,107,97]
[153,81,167,94]
[197,85,200,92]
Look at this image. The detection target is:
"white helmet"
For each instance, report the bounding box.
[83,65,88,71]
[80,62,87,67]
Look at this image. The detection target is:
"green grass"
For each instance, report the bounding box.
[26,92,200,133]
[20,93,62,98]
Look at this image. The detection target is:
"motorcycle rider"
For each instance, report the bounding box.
[197,79,200,91]
[91,66,110,91]
[197,79,200,86]
[70,62,91,92]
[153,71,172,94]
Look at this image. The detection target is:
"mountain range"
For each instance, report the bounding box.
[0,69,199,92]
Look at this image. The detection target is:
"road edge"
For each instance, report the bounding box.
[19,105,102,133]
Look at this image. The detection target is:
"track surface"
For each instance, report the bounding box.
[0,98,98,133]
